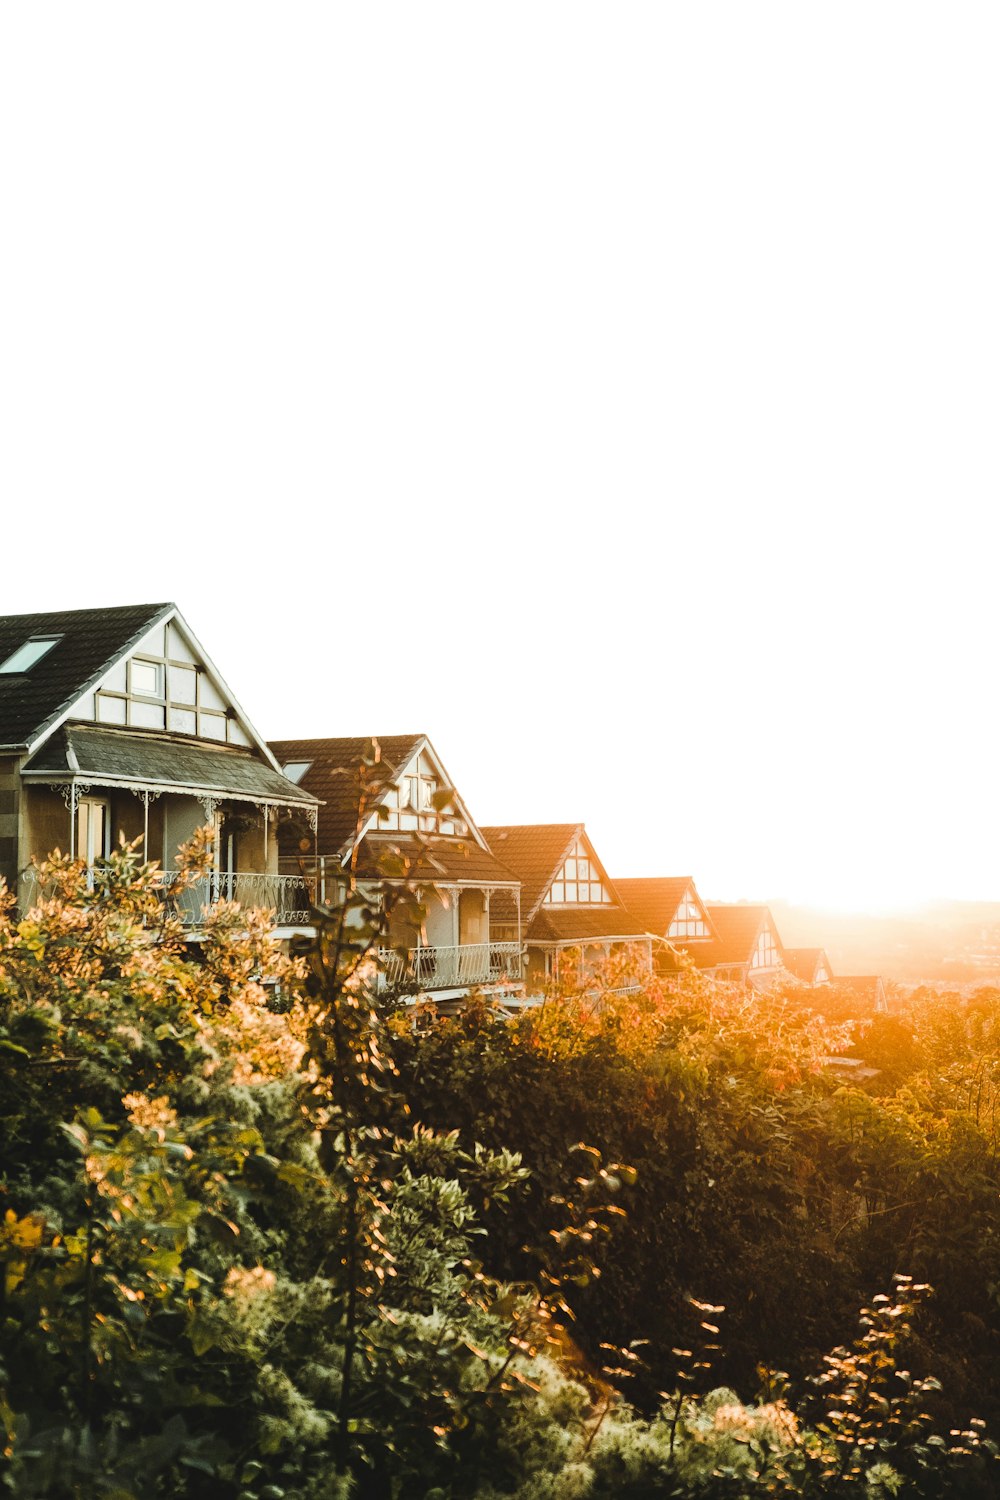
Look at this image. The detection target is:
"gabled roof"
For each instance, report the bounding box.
[480,824,585,919]
[481,823,643,948]
[693,904,783,971]
[784,947,833,983]
[351,833,520,887]
[269,735,423,856]
[268,737,503,885]
[529,905,652,944]
[615,876,716,941]
[0,603,172,752]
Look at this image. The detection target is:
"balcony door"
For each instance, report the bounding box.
[213,811,239,899]
[77,797,110,873]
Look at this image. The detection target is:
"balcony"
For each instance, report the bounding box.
[19,867,315,928]
[376,941,524,992]
[160,871,314,926]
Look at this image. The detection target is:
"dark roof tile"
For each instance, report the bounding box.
[268,735,424,856]
[23,724,319,805]
[0,603,172,750]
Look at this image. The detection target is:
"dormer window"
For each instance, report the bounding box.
[0,635,62,674]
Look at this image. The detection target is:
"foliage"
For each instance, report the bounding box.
[1,831,998,1496]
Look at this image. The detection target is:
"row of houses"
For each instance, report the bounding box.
[0,602,884,1010]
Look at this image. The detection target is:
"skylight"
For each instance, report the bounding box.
[282,761,313,784]
[0,635,62,674]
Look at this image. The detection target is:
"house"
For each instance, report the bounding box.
[693,903,788,988]
[0,603,320,934]
[614,876,718,972]
[268,734,525,1002]
[783,946,834,986]
[479,824,653,994]
[827,974,889,1015]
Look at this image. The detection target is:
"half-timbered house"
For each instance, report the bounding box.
[480,823,653,994]
[269,734,525,1003]
[0,603,320,934]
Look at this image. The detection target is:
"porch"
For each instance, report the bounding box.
[16,722,321,931]
[377,940,523,991]
[375,880,524,997]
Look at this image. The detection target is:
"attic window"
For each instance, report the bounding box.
[0,635,62,674]
[282,761,313,785]
[668,896,709,940]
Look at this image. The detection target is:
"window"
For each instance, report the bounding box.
[668,893,709,939]
[0,635,62,674]
[77,798,110,867]
[543,838,612,905]
[377,753,466,835]
[281,761,313,785]
[130,659,162,697]
[752,927,781,969]
[95,643,243,742]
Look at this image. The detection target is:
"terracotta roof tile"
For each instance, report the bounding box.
[350,833,520,887]
[528,905,653,944]
[783,947,833,983]
[692,904,782,970]
[479,824,583,918]
[615,876,716,939]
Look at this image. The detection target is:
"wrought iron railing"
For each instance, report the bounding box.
[376,941,523,991]
[18,867,315,927]
[158,871,314,925]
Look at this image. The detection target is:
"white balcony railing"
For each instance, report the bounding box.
[18,867,315,927]
[376,941,524,991]
[159,871,314,925]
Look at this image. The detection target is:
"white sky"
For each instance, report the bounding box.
[3,5,999,911]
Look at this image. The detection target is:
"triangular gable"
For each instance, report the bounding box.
[750,912,783,971]
[357,737,491,855]
[813,950,832,984]
[542,829,614,908]
[667,883,712,941]
[0,602,173,755]
[59,607,281,770]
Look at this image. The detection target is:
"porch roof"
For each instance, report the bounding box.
[528,905,652,945]
[353,832,520,888]
[21,724,321,809]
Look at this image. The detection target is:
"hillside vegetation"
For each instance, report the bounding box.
[2,841,1000,1497]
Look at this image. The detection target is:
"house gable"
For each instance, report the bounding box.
[750,914,782,971]
[667,883,712,941]
[363,741,475,842]
[0,602,172,753]
[59,609,278,766]
[542,831,613,907]
[269,735,498,866]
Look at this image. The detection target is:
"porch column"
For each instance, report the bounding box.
[515,888,523,978]
[55,780,91,859]
[130,788,162,856]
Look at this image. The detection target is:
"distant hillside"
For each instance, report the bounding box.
[767,899,1000,985]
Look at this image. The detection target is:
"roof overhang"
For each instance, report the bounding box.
[21,725,321,813]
